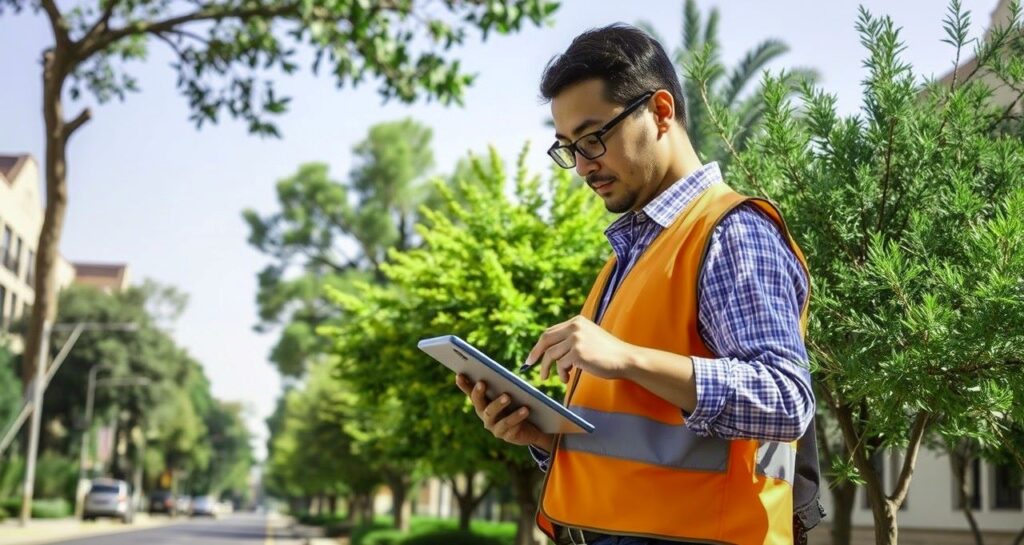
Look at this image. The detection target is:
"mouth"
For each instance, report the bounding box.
[589,177,615,195]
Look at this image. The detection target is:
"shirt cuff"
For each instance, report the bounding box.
[528,445,551,473]
[685,355,734,436]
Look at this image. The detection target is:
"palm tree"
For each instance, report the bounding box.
[639,0,817,170]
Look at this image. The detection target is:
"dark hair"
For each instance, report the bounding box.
[540,23,686,126]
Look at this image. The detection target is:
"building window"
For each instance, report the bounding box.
[26,249,35,287]
[11,236,21,276]
[10,294,17,322]
[993,462,1023,510]
[0,227,10,272]
[0,284,7,330]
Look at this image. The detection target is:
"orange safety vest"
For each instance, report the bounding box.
[536,182,810,545]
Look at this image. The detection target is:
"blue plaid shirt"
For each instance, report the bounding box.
[531,162,814,469]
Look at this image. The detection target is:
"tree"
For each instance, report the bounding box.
[0,344,19,438]
[321,145,610,545]
[689,2,1024,543]
[638,0,816,169]
[0,0,559,396]
[942,422,1024,545]
[243,119,436,377]
[264,359,380,520]
[40,281,252,500]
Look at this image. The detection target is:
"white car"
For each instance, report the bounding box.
[190,495,217,517]
[83,478,133,523]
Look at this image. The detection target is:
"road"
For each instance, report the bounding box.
[20,512,307,545]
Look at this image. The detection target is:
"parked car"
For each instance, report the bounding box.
[190,495,217,517]
[175,495,192,515]
[217,500,234,515]
[148,490,176,515]
[83,478,133,523]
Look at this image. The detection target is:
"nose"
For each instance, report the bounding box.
[575,152,599,178]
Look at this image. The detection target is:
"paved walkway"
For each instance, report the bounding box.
[0,512,345,545]
[0,513,178,545]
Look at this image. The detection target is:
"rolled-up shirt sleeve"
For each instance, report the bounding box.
[684,204,815,443]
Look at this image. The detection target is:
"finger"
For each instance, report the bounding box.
[455,374,473,396]
[539,338,573,381]
[557,356,575,383]
[492,406,531,440]
[525,319,575,366]
[481,393,513,427]
[468,380,490,414]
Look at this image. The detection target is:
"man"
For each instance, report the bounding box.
[456,24,820,545]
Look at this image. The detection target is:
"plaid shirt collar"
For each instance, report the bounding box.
[604,162,723,238]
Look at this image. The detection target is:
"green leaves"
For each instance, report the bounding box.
[318,143,607,483]
[53,0,558,137]
[659,0,815,171]
[708,1,1024,500]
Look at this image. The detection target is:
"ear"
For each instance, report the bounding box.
[651,90,675,134]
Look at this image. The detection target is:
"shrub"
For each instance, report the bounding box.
[34,453,77,503]
[31,498,71,519]
[403,530,503,545]
[0,497,70,519]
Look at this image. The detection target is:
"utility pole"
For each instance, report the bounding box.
[10,321,137,525]
[19,320,50,526]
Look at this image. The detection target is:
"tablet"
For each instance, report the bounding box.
[417,335,595,434]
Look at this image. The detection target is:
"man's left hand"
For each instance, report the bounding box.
[525,316,634,383]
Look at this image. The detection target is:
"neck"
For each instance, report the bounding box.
[636,130,703,210]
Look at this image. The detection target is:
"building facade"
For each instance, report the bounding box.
[72,262,132,293]
[0,154,76,351]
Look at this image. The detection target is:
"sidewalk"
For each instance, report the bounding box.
[0,513,178,545]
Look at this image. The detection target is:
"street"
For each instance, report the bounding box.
[0,512,316,545]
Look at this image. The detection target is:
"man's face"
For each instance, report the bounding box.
[550,79,658,214]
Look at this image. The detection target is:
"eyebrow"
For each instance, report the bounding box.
[554,118,602,141]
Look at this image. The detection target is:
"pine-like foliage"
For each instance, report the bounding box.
[692,2,1024,543]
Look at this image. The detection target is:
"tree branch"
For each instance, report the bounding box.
[815,411,835,464]
[889,411,930,507]
[40,0,71,47]
[152,31,187,60]
[876,118,896,234]
[987,86,1024,133]
[697,77,766,195]
[80,0,118,51]
[80,3,298,58]
[63,108,92,138]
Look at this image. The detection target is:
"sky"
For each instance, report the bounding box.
[0,0,998,460]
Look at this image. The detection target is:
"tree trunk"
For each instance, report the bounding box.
[509,464,542,545]
[356,493,374,523]
[826,399,929,545]
[829,479,856,545]
[345,495,355,522]
[949,445,985,545]
[387,474,411,532]
[815,412,854,545]
[23,48,81,391]
[327,494,337,516]
[450,471,491,532]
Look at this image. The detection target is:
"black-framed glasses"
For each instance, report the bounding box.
[547,90,655,169]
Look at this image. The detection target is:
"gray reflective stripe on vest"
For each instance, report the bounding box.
[560,406,796,484]
[560,406,729,471]
[756,440,796,484]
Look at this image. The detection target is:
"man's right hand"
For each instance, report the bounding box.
[456,374,555,452]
